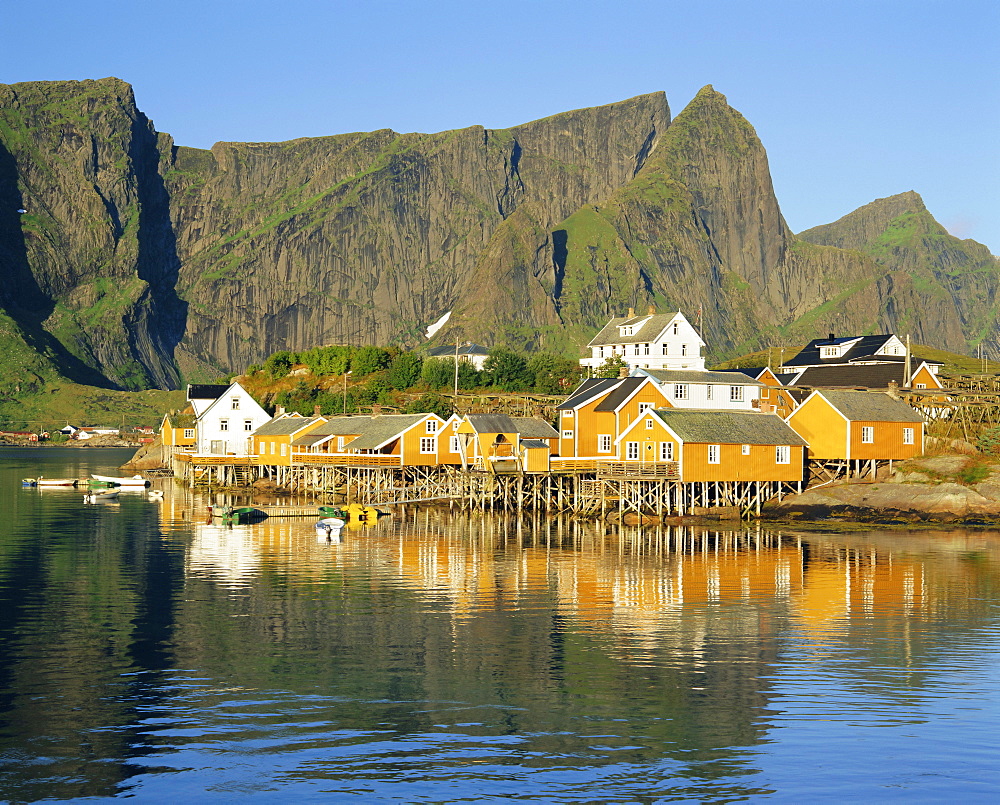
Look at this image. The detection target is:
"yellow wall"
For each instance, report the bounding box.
[561,381,670,458]
[911,365,942,389]
[849,421,923,460]
[786,395,849,459]
[680,442,805,483]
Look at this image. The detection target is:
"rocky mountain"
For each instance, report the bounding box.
[0,77,995,393]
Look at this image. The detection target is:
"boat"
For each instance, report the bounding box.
[91,474,150,488]
[315,517,346,540]
[320,503,387,524]
[84,489,120,503]
[211,505,265,524]
[22,478,37,487]
[36,477,79,487]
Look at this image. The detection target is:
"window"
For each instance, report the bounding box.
[916,383,926,389]
[742,444,751,455]
[861,426,874,443]
[562,410,573,418]
[681,344,687,356]
[270,442,276,455]
[634,344,641,356]
[821,346,838,357]
[626,442,639,460]
[672,322,678,335]
[643,343,650,355]
[219,419,229,432]
[258,443,266,456]
[450,435,461,453]
[775,445,790,464]
[673,384,689,400]
[425,419,438,434]
[183,428,194,439]
[638,402,654,413]
[708,444,720,464]
[706,385,713,400]
[662,344,669,355]
[903,427,914,445]
[420,437,435,454]
[231,397,240,410]
[280,443,287,456]
[562,429,573,439]
[453,420,460,430]
[337,436,345,451]
[660,442,673,461]
[645,419,654,429]
[244,420,253,431]
[730,386,744,402]
[598,434,612,453]
[599,346,604,358]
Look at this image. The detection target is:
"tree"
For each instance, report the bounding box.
[386,352,423,390]
[299,345,351,376]
[404,392,452,419]
[264,350,295,379]
[421,358,454,390]
[528,352,584,394]
[351,346,391,377]
[483,348,533,391]
[594,354,628,378]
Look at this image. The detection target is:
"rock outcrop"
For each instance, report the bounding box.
[0,78,996,391]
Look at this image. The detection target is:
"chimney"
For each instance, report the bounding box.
[276,405,286,416]
[627,307,635,317]
[372,404,382,417]
[313,405,322,417]
[828,333,835,342]
[618,366,629,379]
[647,304,656,315]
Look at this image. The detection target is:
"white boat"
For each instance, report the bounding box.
[36,477,79,487]
[315,517,346,541]
[91,474,150,488]
[84,489,120,503]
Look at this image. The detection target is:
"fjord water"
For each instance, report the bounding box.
[1,449,999,802]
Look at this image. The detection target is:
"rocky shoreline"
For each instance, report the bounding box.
[764,454,1000,525]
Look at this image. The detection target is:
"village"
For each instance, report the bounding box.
[129,307,967,520]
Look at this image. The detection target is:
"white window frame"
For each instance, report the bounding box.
[231,397,240,410]
[183,428,194,439]
[662,344,669,355]
[562,429,573,439]
[673,384,689,400]
[903,427,914,445]
[280,443,287,456]
[730,386,744,402]
[915,383,926,389]
[708,444,720,464]
[419,436,436,454]
[244,420,253,432]
[742,444,751,455]
[598,434,612,453]
[660,442,673,461]
[643,343,650,355]
[706,385,713,400]
[626,442,640,460]
[562,409,574,418]
[776,445,790,464]
[861,426,874,443]
[681,344,687,356]
[638,402,654,413]
[645,419,654,429]
[450,435,461,453]
[425,419,439,434]
[219,419,229,432]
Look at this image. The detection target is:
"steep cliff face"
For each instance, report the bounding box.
[0,78,184,389]
[164,92,670,372]
[0,77,994,391]
[799,192,1000,350]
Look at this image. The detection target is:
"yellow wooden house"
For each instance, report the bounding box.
[615,408,807,484]
[557,376,672,458]
[785,389,925,462]
[159,410,197,449]
[338,414,448,466]
[252,414,326,466]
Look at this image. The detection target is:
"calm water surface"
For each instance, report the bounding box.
[1,448,999,802]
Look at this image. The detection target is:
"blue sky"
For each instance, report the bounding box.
[3,0,998,252]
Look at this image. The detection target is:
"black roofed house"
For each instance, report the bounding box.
[191,381,271,456]
[556,376,672,458]
[580,308,706,373]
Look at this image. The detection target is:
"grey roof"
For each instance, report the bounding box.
[594,377,647,412]
[463,414,518,433]
[187,383,229,400]
[342,414,429,450]
[426,343,490,358]
[558,378,623,410]
[653,409,807,446]
[587,312,699,347]
[302,416,373,436]
[510,417,559,438]
[253,416,323,436]
[641,368,765,387]
[814,390,925,422]
[520,439,550,450]
[292,432,335,448]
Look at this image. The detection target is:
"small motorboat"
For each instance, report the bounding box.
[212,505,264,524]
[91,474,150,488]
[36,477,79,487]
[315,517,346,541]
[22,478,37,487]
[84,489,120,503]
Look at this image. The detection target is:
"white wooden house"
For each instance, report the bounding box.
[194,381,271,456]
[580,309,706,372]
[631,368,763,411]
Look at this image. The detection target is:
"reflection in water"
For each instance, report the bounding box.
[1,454,999,801]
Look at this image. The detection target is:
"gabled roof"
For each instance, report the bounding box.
[253,415,323,437]
[786,363,914,389]
[520,439,550,450]
[652,409,807,446]
[586,311,705,348]
[342,414,430,450]
[593,377,649,412]
[782,334,901,367]
[303,416,373,436]
[639,368,765,387]
[426,343,490,358]
[187,383,230,400]
[558,378,622,410]
[510,417,559,438]
[810,390,925,422]
[463,414,518,433]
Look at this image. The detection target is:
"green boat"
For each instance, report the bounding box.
[216,505,266,524]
